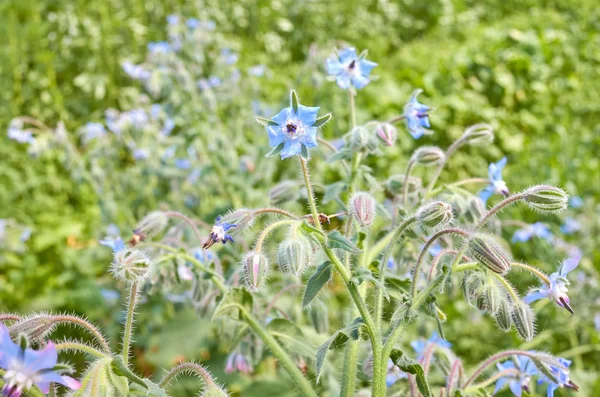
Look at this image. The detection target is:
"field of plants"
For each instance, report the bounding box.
[0,0,599,396]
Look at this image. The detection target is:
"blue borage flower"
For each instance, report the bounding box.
[537,358,579,396]
[202,216,237,249]
[99,237,126,253]
[385,359,407,387]
[494,356,538,396]
[411,332,451,361]
[524,252,581,313]
[403,89,432,139]
[326,47,377,90]
[479,157,509,204]
[257,91,331,160]
[0,325,81,396]
[560,217,581,235]
[512,222,553,243]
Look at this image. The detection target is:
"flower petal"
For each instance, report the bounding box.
[271,107,290,126]
[336,73,351,90]
[509,379,523,397]
[23,342,58,372]
[523,290,548,304]
[267,125,285,147]
[358,59,377,75]
[280,139,302,159]
[351,74,370,89]
[299,128,318,148]
[296,105,320,126]
[339,48,357,64]
[326,58,343,75]
[560,253,581,276]
[479,185,495,204]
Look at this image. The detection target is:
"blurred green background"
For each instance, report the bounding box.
[1,0,599,395]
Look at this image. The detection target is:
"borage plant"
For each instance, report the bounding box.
[1,46,582,397]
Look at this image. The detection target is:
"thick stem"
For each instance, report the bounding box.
[510,262,550,285]
[240,307,317,397]
[445,360,463,396]
[340,341,359,397]
[475,193,526,230]
[299,157,323,233]
[47,315,111,353]
[121,283,139,366]
[159,362,215,389]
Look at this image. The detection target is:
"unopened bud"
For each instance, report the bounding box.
[468,234,512,274]
[111,249,153,284]
[375,123,397,146]
[461,271,486,308]
[201,386,229,397]
[412,146,445,167]
[350,126,379,153]
[243,252,269,292]
[269,181,300,205]
[495,299,513,332]
[485,281,502,313]
[133,211,168,241]
[416,201,453,229]
[461,123,494,145]
[220,209,254,234]
[512,300,535,341]
[464,197,485,223]
[523,185,568,213]
[278,238,312,276]
[350,192,377,227]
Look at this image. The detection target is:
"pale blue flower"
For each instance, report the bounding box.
[186,18,199,29]
[122,61,150,80]
[524,253,581,313]
[221,48,238,65]
[537,358,578,397]
[403,89,431,139]
[82,122,106,142]
[208,76,221,87]
[148,41,172,54]
[100,289,120,304]
[265,96,320,159]
[479,157,509,204]
[326,47,377,90]
[594,313,600,332]
[512,222,552,243]
[494,356,537,396]
[133,148,150,160]
[560,218,580,235]
[162,118,175,135]
[175,159,191,170]
[0,324,81,396]
[19,228,31,243]
[386,359,407,387]
[411,332,451,361]
[7,120,35,144]
[99,237,125,253]
[167,15,179,25]
[248,65,266,77]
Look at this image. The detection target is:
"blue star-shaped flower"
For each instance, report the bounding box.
[494,356,538,397]
[326,47,377,90]
[479,157,509,204]
[537,358,579,396]
[203,216,237,249]
[524,253,581,313]
[403,89,432,139]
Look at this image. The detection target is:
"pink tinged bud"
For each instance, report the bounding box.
[243,252,269,292]
[350,192,377,227]
[376,123,397,146]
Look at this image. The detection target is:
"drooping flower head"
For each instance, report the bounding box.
[99,237,126,253]
[224,352,252,375]
[202,216,237,249]
[411,332,451,361]
[494,356,538,396]
[326,47,377,90]
[524,253,581,314]
[0,325,80,396]
[259,91,330,160]
[512,222,553,243]
[403,89,432,139]
[479,157,509,204]
[537,358,579,396]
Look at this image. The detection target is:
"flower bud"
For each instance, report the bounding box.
[220,209,254,234]
[111,248,153,283]
[132,211,168,241]
[467,234,512,274]
[461,271,486,308]
[242,252,269,292]
[495,299,513,332]
[350,126,379,153]
[269,180,300,205]
[485,281,502,314]
[201,386,229,397]
[461,123,494,146]
[375,123,397,146]
[350,192,377,227]
[416,201,453,229]
[512,300,535,341]
[523,185,568,213]
[464,196,485,223]
[411,146,445,167]
[278,238,312,276]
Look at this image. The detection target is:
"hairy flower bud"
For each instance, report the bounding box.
[350,192,377,227]
[278,238,312,276]
[512,300,535,341]
[242,252,269,292]
[201,386,229,397]
[523,185,568,213]
[111,248,153,283]
[411,146,445,167]
[375,123,397,146]
[485,281,502,314]
[350,126,379,153]
[132,211,168,242]
[461,271,487,308]
[269,180,300,205]
[220,209,254,234]
[467,234,512,274]
[461,123,494,146]
[495,299,513,332]
[416,201,453,229]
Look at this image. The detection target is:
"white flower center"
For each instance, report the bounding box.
[3,361,38,395]
[282,118,305,140]
[211,225,226,240]
[493,180,508,195]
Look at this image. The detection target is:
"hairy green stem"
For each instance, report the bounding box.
[426,137,466,194]
[463,350,540,387]
[121,283,138,366]
[159,362,215,389]
[254,219,298,252]
[463,368,519,393]
[55,341,108,359]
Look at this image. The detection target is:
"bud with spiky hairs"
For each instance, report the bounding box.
[278,237,313,276]
[203,209,254,249]
[350,192,377,227]
[464,196,485,223]
[242,252,269,292]
[416,201,453,229]
[461,271,487,308]
[375,122,397,146]
[512,300,535,341]
[349,125,379,154]
[131,211,168,244]
[461,123,494,146]
[495,298,513,332]
[111,248,153,284]
[411,146,445,167]
[485,280,503,314]
[269,180,300,205]
[201,385,230,397]
[468,234,512,274]
[523,185,568,213]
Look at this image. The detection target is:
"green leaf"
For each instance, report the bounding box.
[212,288,253,321]
[327,230,362,253]
[300,144,310,160]
[265,142,285,158]
[267,318,304,338]
[256,116,278,126]
[303,261,332,307]
[353,267,389,300]
[300,220,327,244]
[290,90,299,113]
[359,49,369,59]
[312,113,332,128]
[327,148,352,163]
[323,181,346,204]
[531,358,559,384]
[390,354,433,397]
[315,318,364,382]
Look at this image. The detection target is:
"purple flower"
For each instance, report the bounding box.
[479,157,509,204]
[265,93,321,159]
[512,222,553,243]
[560,217,580,235]
[174,159,191,170]
[0,325,80,396]
[537,358,579,396]
[410,332,451,361]
[326,47,377,90]
[224,352,252,375]
[494,356,537,396]
[524,253,581,314]
[186,18,199,29]
[403,89,431,139]
[202,217,236,249]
